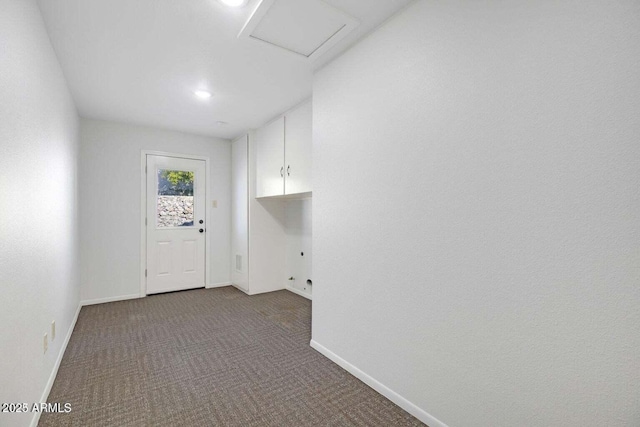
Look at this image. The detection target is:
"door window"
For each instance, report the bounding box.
[156,169,194,228]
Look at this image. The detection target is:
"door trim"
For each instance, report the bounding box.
[139,150,211,297]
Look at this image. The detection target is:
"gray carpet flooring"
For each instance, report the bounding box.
[40,287,425,426]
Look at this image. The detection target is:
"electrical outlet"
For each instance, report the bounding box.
[51,321,56,341]
[43,333,48,354]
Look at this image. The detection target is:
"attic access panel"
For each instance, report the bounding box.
[239,0,359,61]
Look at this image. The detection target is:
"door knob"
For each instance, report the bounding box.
[199,228,204,233]
[199,220,203,224]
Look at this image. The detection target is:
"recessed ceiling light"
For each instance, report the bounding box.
[194,90,212,99]
[219,0,247,7]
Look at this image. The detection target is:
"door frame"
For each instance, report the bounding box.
[139,150,211,297]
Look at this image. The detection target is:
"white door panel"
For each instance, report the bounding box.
[285,100,312,195]
[146,155,206,294]
[256,117,285,198]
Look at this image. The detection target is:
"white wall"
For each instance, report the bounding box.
[79,118,231,302]
[0,1,80,426]
[312,1,640,426]
[231,135,249,291]
[285,199,312,296]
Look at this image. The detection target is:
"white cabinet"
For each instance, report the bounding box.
[256,100,312,198]
[284,100,312,195]
[234,100,312,298]
[256,117,285,198]
[231,132,288,296]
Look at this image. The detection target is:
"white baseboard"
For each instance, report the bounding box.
[309,340,447,427]
[286,285,312,300]
[232,284,298,297]
[231,283,250,294]
[80,293,141,306]
[30,303,82,427]
[206,282,232,289]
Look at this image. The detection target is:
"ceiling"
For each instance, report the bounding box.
[37,0,412,139]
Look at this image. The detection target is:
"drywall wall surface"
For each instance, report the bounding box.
[312,0,640,426]
[285,199,312,296]
[231,135,249,291]
[0,1,80,426]
[79,118,231,301]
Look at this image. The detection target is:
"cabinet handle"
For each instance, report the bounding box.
[280,166,284,177]
[287,165,290,176]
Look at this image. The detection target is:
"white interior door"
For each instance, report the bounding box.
[146,155,206,294]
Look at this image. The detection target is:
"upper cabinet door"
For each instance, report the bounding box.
[284,100,312,195]
[256,116,285,198]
